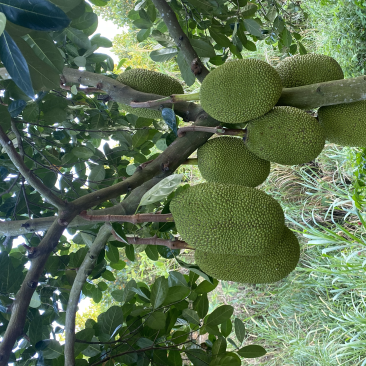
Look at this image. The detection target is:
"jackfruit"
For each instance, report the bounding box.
[195,226,300,284]
[197,136,270,187]
[245,106,325,165]
[117,68,184,119]
[317,101,366,147]
[200,59,283,124]
[170,182,285,256]
[276,54,344,88]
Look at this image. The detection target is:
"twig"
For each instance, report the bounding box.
[80,211,174,224]
[0,125,67,210]
[177,125,247,137]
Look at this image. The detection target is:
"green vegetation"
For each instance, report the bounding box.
[195,226,300,284]
[117,68,183,118]
[318,100,366,147]
[197,136,270,187]
[170,182,285,256]
[275,54,344,87]
[200,59,283,124]
[246,106,325,165]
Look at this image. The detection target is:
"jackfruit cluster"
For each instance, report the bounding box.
[197,136,270,187]
[317,101,366,147]
[195,226,300,284]
[200,59,283,124]
[245,106,325,165]
[276,54,344,88]
[117,68,183,119]
[170,182,285,256]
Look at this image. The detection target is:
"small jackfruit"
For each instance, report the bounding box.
[200,59,283,124]
[197,136,270,187]
[195,226,300,284]
[117,68,184,119]
[276,54,344,88]
[245,106,325,165]
[317,101,366,147]
[170,182,285,256]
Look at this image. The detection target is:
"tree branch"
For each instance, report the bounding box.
[0,125,67,210]
[64,224,112,366]
[178,125,247,137]
[80,211,174,224]
[150,0,210,83]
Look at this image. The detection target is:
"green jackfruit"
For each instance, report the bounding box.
[317,101,366,147]
[170,182,285,256]
[197,136,270,187]
[276,54,344,88]
[117,68,184,119]
[245,106,325,165]
[200,59,283,124]
[195,226,300,284]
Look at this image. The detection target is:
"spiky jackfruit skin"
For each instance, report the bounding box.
[200,59,283,124]
[317,101,366,147]
[276,54,344,88]
[197,136,270,187]
[195,227,300,284]
[170,182,285,256]
[117,69,184,119]
[245,106,325,165]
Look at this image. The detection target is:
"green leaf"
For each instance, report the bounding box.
[74,56,87,67]
[151,276,169,309]
[48,0,83,13]
[131,287,151,302]
[182,309,200,324]
[91,33,113,48]
[0,253,25,293]
[71,147,94,159]
[98,306,124,336]
[145,245,159,261]
[280,28,292,48]
[186,349,209,366]
[140,174,183,206]
[210,353,241,366]
[125,244,135,261]
[168,350,182,366]
[212,336,227,356]
[168,271,189,287]
[74,328,94,356]
[29,314,43,345]
[193,294,209,319]
[66,27,91,49]
[176,258,214,283]
[209,28,231,48]
[0,12,6,37]
[195,279,218,294]
[29,291,41,308]
[242,39,256,51]
[190,39,216,58]
[237,345,266,358]
[41,340,64,359]
[241,2,258,18]
[106,244,120,263]
[110,260,127,270]
[101,270,116,281]
[0,104,11,131]
[206,305,234,327]
[133,18,153,29]
[132,129,150,148]
[0,31,34,98]
[111,290,124,302]
[298,41,307,55]
[137,28,151,42]
[177,50,196,87]
[0,0,70,31]
[243,19,262,37]
[98,282,108,291]
[234,318,245,344]
[163,286,190,305]
[150,48,178,62]
[89,165,105,184]
[71,12,98,30]
[221,318,232,337]
[273,16,285,34]
[145,311,166,329]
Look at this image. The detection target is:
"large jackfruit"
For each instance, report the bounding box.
[245,106,325,165]
[197,136,270,187]
[276,54,344,88]
[317,101,366,147]
[170,182,285,256]
[195,226,300,284]
[200,59,283,124]
[117,68,184,119]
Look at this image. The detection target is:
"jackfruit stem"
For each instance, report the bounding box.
[178,126,247,138]
[80,210,174,224]
[112,232,193,250]
[182,158,198,165]
[129,92,200,108]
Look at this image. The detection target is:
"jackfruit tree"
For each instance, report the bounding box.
[1,0,366,365]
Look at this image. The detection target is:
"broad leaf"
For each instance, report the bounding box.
[150,47,177,62]
[145,311,166,329]
[206,305,234,327]
[151,276,169,309]
[234,318,245,344]
[243,19,262,37]
[237,345,266,358]
[0,0,70,31]
[98,306,124,336]
[0,12,5,36]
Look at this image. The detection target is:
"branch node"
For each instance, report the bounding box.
[191,58,202,76]
[27,281,38,289]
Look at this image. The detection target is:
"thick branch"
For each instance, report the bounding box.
[0,125,67,210]
[178,126,247,137]
[80,211,174,224]
[62,68,200,122]
[150,0,209,83]
[0,210,78,366]
[277,76,366,109]
[121,235,193,250]
[64,224,112,366]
